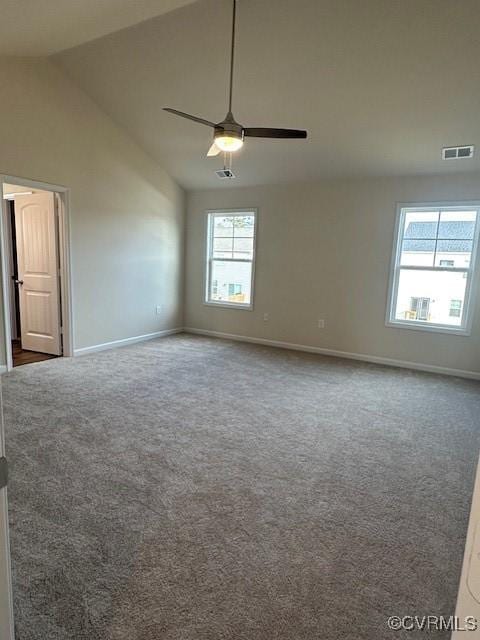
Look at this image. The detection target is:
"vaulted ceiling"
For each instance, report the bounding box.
[48,0,480,189]
[0,0,197,55]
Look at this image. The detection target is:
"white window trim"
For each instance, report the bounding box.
[385,201,480,336]
[204,208,258,310]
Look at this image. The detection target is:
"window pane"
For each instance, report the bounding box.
[213,216,234,237]
[233,236,254,259]
[232,215,255,236]
[438,210,476,239]
[400,239,436,266]
[209,260,252,305]
[237,225,254,237]
[233,237,253,251]
[213,237,233,258]
[403,211,439,239]
[394,269,467,327]
[401,211,439,266]
[434,240,473,267]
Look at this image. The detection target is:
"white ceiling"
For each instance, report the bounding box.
[54,0,480,189]
[0,0,197,55]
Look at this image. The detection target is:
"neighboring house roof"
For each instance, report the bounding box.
[403,221,474,252]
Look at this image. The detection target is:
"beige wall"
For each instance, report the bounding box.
[185,174,480,374]
[0,58,184,359]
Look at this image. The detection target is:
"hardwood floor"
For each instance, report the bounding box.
[12,340,58,367]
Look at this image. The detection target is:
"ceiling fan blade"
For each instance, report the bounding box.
[207,142,221,157]
[243,127,307,139]
[163,108,216,128]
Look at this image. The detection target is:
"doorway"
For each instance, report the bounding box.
[0,176,73,370]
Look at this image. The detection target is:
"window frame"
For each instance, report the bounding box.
[386,202,480,336]
[204,208,258,310]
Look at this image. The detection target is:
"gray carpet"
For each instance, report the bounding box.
[3,334,480,639]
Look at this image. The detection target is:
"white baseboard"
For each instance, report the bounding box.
[73,328,183,356]
[184,327,480,381]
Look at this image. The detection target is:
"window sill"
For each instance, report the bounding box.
[386,319,471,337]
[204,300,253,311]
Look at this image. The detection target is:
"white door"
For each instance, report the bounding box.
[15,192,62,355]
[0,387,14,640]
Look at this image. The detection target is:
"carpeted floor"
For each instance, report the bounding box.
[3,334,480,639]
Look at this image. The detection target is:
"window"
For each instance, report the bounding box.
[205,210,257,308]
[410,297,430,321]
[228,283,242,296]
[449,299,462,318]
[387,204,480,334]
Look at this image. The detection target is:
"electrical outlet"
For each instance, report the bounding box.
[318,319,325,329]
[263,313,269,322]
[156,305,162,315]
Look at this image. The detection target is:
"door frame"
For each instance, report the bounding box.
[0,175,74,371]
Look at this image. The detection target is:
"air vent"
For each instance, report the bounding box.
[215,168,236,179]
[442,145,474,160]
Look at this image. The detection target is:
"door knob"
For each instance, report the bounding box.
[14,279,23,285]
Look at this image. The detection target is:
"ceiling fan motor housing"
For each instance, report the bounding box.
[215,118,244,143]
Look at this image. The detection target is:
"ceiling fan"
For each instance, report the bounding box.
[164,0,307,157]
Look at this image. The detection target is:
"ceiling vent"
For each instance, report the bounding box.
[215,168,236,179]
[442,145,474,160]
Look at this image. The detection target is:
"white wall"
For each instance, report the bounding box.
[185,174,480,375]
[0,57,185,360]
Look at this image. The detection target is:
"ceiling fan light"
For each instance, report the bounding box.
[214,134,244,152]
